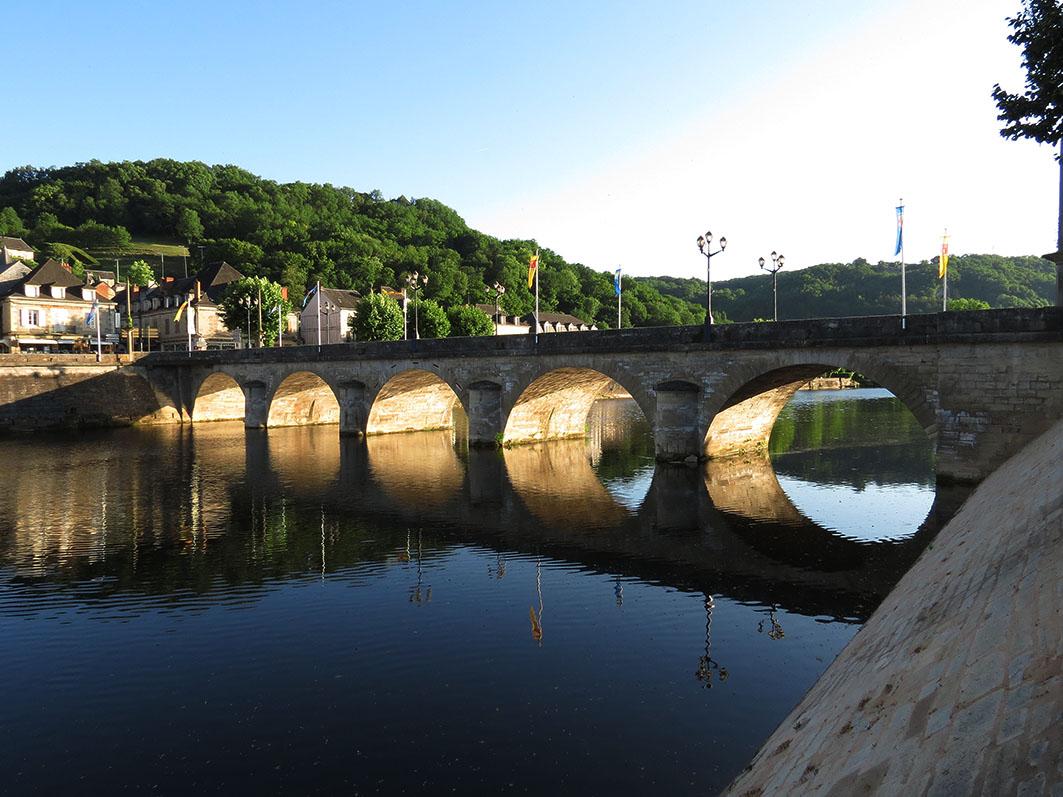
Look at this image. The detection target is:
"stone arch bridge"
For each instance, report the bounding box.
[127,309,1063,484]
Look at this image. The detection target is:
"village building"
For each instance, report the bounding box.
[0,258,118,353]
[133,262,243,351]
[474,304,597,335]
[300,286,360,345]
[0,236,34,266]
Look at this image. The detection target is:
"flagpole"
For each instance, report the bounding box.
[941,228,949,312]
[96,301,102,362]
[278,304,282,347]
[316,280,322,352]
[899,198,907,329]
[617,267,622,329]
[534,251,539,345]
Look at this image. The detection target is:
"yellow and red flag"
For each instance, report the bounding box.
[939,231,949,279]
[527,251,539,289]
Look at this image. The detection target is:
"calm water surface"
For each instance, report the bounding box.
[0,389,954,794]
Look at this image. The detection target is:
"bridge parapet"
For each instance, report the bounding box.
[139,307,1062,367]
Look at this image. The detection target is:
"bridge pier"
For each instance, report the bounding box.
[654,381,702,462]
[338,380,369,437]
[243,381,270,428]
[468,381,504,447]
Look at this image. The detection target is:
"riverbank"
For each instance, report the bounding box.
[725,418,1062,795]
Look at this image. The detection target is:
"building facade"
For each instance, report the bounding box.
[0,236,34,266]
[0,259,118,353]
[300,287,360,345]
[132,262,243,351]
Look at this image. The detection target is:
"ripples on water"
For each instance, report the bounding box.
[0,390,955,794]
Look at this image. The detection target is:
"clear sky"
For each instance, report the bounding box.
[3,0,1057,280]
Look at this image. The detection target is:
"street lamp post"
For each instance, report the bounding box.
[758,251,785,321]
[696,230,727,331]
[241,295,252,348]
[405,271,428,339]
[488,281,505,335]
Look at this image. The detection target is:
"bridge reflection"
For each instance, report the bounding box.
[0,422,966,624]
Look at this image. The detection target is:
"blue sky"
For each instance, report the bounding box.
[4,1,1057,279]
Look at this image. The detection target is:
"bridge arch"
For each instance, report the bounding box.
[703,359,937,459]
[367,369,464,435]
[191,371,246,422]
[267,371,340,427]
[502,366,651,446]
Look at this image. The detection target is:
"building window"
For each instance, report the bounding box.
[22,309,40,327]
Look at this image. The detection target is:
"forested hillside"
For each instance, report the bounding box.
[0,159,1053,326]
[0,160,700,329]
[645,254,1055,321]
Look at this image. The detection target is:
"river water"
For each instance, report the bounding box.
[0,388,951,794]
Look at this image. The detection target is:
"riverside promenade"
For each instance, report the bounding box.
[726,419,1062,795]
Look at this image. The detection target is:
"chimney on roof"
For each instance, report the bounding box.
[165,276,174,283]
[61,261,72,272]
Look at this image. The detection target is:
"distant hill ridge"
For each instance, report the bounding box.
[0,159,1053,325]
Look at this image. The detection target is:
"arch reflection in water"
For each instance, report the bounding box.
[768,388,936,541]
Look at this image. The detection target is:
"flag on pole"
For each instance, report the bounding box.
[86,296,99,327]
[173,298,190,323]
[527,252,539,289]
[302,282,319,308]
[894,204,904,256]
[939,231,950,278]
[614,267,622,296]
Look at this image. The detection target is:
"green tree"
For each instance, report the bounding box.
[947,297,992,311]
[219,276,291,346]
[175,207,204,243]
[412,298,450,338]
[0,206,25,236]
[448,304,495,337]
[126,259,155,286]
[350,292,403,341]
[992,0,1063,303]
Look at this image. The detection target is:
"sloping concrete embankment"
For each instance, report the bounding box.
[726,419,1063,796]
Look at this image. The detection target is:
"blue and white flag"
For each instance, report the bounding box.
[302,282,319,308]
[614,267,622,296]
[86,296,99,327]
[894,203,904,256]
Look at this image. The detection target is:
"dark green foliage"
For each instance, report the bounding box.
[0,159,698,329]
[448,304,495,337]
[991,0,1063,152]
[412,298,450,338]
[350,292,403,341]
[0,206,25,236]
[947,297,992,311]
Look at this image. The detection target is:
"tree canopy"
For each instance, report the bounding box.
[218,276,291,347]
[350,292,403,341]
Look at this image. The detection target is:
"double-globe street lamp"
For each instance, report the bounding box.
[697,230,727,330]
[758,251,785,321]
[405,271,429,339]
[487,281,505,335]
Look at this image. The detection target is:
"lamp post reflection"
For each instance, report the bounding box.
[529,558,544,644]
[694,595,728,687]
[409,530,432,605]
